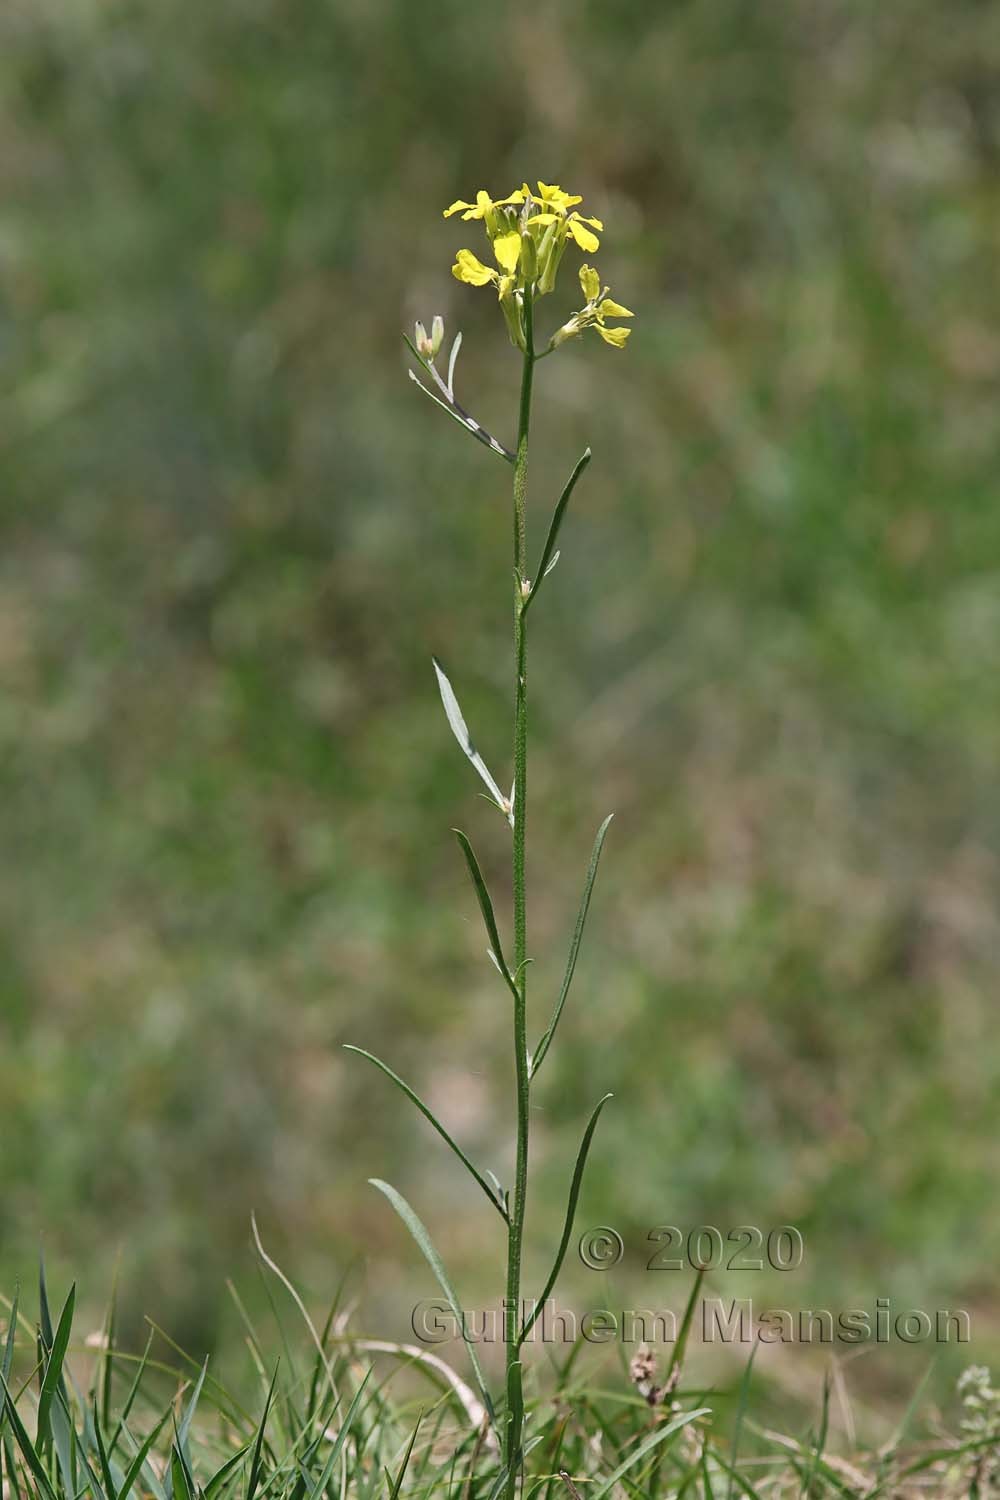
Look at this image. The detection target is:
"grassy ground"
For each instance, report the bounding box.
[1,0,999,1422]
[3,1267,999,1500]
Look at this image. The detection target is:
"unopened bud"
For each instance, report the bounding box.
[430,315,445,356]
[520,232,537,283]
[414,320,434,359]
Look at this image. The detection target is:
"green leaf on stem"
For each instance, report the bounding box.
[530,815,614,1078]
[522,449,591,613]
[344,1046,507,1221]
[368,1179,495,1431]
[433,660,513,825]
[453,830,519,1001]
[520,1094,613,1344]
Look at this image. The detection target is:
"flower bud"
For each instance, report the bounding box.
[499,286,527,352]
[535,222,560,295]
[519,231,537,283]
[430,315,445,356]
[414,321,434,358]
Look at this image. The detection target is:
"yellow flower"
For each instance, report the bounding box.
[451,231,522,287]
[579,264,601,302]
[527,209,603,253]
[452,248,498,287]
[443,188,525,221]
[523,182,602,254]
[493,231,521,273]
[526,180,582,211]
[551,265,634,350]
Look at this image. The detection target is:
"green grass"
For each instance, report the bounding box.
[3,1264,997,1500]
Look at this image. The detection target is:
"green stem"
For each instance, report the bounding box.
[504,287,534,1494]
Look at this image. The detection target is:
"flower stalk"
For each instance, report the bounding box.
[354,178,632,1498]
[505,283,534,1486]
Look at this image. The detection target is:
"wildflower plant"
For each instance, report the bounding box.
[347,181,639,1497]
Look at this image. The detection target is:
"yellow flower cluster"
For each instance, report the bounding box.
[443,181,633,352]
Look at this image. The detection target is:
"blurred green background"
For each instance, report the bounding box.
[2,0,999,1412]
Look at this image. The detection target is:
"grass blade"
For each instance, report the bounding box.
[245,1362,279,1500]
[726,1345,758,1500]
[0,1371,60,1500]
[98,1265,120,1434]
[176,1358,208,1465]
[344,1047,506,1221]
[385,1413,422,1500]
[663,1269,706,1396]
[300,1371,370,1499]
[588,1408,711,1500]
[0,1287,18,1441]
[117,1412,173,1500]
[799,1375,831,1499]
[108,1331,155,1458]
[2,1289,18,1386]
[91,1396,119,1500]
[205,1442,253,1500]
[37,1282,75,1449]
[520,1095,613,1343]
[530,815,613,1078]
[368,1180,495,1430]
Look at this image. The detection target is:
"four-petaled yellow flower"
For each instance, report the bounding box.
[550,263,633,350]
[443,188,525,222]
[523,178,604,255]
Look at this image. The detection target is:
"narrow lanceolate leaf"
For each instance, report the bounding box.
[530,815,614,1078]
[368,1180,495,1431]
[520,1095,613,1343]
[452,830,518,999]
[522,449,591,614]
[344,1047,507,1221]
[447,331,463,398]
[433,660,513,826]
[588,1408,712,1500]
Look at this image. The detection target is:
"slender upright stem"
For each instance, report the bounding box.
[504,288,534,1494]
